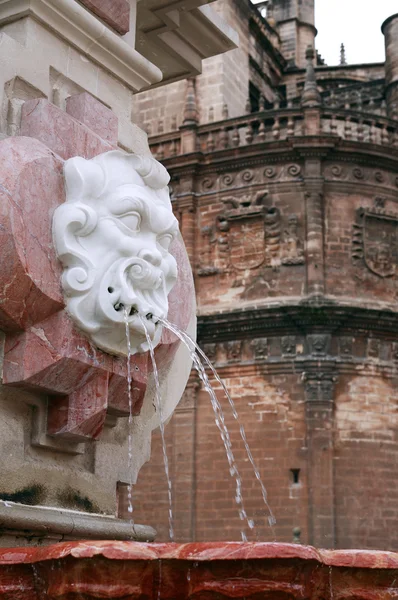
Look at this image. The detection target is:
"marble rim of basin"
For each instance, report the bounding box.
[0,541,397,600]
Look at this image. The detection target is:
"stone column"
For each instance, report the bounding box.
[382,13,398,118]
[304,368,336,549]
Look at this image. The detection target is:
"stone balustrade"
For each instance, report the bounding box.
[149,104,398,159]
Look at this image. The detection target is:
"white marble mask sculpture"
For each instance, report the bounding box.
[53,151,179,356]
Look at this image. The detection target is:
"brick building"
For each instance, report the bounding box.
[132,0,398,551]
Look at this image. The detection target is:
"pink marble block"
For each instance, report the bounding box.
[79,0,131,35]
[21,99,115,160]
[0,541,397,600]
[108,353,149,418]
[66,93,119,145]
[47,371,109,441]
[3,312,149,439]
[0,132,196,442]
[0,137,64,331]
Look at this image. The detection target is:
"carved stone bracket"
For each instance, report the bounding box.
[307,334,331,357]
[303,372,337,404]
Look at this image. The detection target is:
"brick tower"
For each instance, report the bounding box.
[132,1,398,551]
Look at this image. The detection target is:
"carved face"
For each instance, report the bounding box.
[53,151,179,356]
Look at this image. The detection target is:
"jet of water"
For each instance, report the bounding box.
[124,309,135,519]
[139,315,175,542]
[156,317,275,540]
[157,316,277,534]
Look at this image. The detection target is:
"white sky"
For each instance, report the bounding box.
[251,0,398,66]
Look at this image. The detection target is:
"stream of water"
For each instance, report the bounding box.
[161,318,276,529]
[140,315,175,542]
[123,310,135,519]
[124,309,275,541]
[157,316,276,538]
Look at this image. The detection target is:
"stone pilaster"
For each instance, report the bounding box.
[304,369,336,548]
[304,158,325,297]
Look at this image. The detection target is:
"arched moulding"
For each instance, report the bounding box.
[53,150,182,358]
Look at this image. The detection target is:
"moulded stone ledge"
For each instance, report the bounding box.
[0,502,156,545]
[0,0,162,92]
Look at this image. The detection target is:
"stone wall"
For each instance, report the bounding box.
[132,99,398,549]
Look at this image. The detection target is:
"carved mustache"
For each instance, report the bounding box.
[110,257,167,319]
[126,258,163,290]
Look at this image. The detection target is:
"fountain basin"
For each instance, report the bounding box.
[0,541,397,599]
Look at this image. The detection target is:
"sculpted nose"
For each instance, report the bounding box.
[139,248,162,267]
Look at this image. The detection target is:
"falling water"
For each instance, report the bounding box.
[140,315,174,542]
[157,316,276,536]
[153,319,252,539]
[124,309,135,519]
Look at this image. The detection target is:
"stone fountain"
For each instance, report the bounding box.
[0,1,397,598]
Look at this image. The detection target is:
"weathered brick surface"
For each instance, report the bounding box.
[134,369,309,543]
[133,152,398,549]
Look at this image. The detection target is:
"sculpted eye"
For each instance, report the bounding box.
[157,234,173,250]
[119,212,141,232]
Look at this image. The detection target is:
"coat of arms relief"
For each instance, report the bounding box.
[198,193,305,295]
[352,197,398,279]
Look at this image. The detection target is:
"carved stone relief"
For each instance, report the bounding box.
[198,193,305,283]
[339,337,353,358]
[251,337,268,359]
[304,373,336,403]
[352,197,398,278]
[225,341,242,361]
[307,334,331,357]
[203,343,217,363]
[368,338,381,359]
[53,151,179,356]
[281,336,296,356]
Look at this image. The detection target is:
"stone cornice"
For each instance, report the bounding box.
[136,1,238,85]
[197,300,398,341]
[159,137,398,177]
[0,0,163,91]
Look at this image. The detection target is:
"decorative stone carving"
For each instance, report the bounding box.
[264,207,281,268]
[197,226,221,276]
[203,343,217,363]
[281,214,305,265]
[251,337,268,359]
[0,137,196,449]
[368,338,381,359]
[307,334,331,356]
[339,337,353,358]
[53,151,179,357]
[205,197,305,280]
[225,341,242,361]
[281,336,296,356]
[304,373,336,403]
[352,197,398,278]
